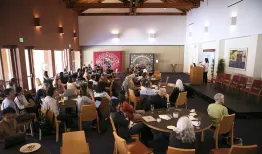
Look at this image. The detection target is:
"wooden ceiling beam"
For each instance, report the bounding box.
[71,2,200,9]
[79,12,186,16]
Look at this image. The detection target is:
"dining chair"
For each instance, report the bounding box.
[128,89,140,110]
[222,74,232,88]
[62,131,86,147]
[175,92,187,109]
[39,109,66,142]
[167,146,195,154]
[113,132,152,154]
[161,76,169,86]
[61,142,91,154]
[210,144,258,154]
[99,97,110,118]
[167,83,176,87]
[211,114,235,149]
[213,73,225,88]
[227,75,240,91]
[79,104,100,133]
[36,78,42,87]
[17,119,34,137]
[240,79,262,99]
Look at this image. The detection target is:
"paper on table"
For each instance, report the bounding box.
[191,121,200,127]
[159,114,172,120]
[189,113,197,116]
[188,116,197,121]
[167,125,177,130]
[142,116,156,122]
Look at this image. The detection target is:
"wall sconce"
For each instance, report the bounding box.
[73,32,77,38]
[59,27,64,35]
[231,16,237,26]
[156,59,159,63]
[204,26,208,34]
[34,17,41,28]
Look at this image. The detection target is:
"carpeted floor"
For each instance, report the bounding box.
[22,73,261,154]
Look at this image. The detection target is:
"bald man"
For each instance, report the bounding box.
[150,88,170,109]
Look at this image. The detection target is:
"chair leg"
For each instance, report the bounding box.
[185,102,187,109]
[201,131,204,142]
[231,123,234,146]
[39,129,42,141]
[30,123,33,136]
[56,123,59,142]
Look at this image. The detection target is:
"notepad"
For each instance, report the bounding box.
[159,114,172,120]
[142,116,156,122]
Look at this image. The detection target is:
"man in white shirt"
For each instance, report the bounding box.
[14,87,30,110]
[140,80,155,96]
[1,89,18,114]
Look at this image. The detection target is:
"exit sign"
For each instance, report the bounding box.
[19,38,24,43]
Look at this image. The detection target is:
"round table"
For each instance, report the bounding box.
[0,141,51,154]
[142,108,212,141]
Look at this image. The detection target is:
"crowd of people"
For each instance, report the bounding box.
[0,65,232,153]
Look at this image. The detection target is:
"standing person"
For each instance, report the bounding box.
[201,58,209,85]
[169,116,196,149]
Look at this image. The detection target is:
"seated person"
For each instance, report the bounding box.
[110,99,144,143]
[67,77,77,95]
[14,87,36,114]
[150,88,169,109]
[6,78,16,91]
[140,72,148,86]
[34,82,50,108]
[122,75,139,96]
[119,90,143,122]
[54,79,65,94]
[77,83,95,112]
[207,93,228,129]
[42,88,73,131]
[0,107,21,147]
[140,80,155,96]
[169,116,196,149]
[43,71,50,82]
[94,82,111,101]
[59,72,67,85]
[170,79,186,105]
[89,74,98,86]
[1,89,18,114]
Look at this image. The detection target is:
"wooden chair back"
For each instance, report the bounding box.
[99,97,110,118]
[61,142,90,154]
[41,109,55,128]
[176,92,187,108]
[110,115,117,132]
[62,131,86,147]
[216,73,225,82]
[36,78,42,86]
[80,104,97,121]
[167,146,195,154]
[113,132,129,154]
[128,89,137,109]
[217,114,235,134]
[229,145,258,154]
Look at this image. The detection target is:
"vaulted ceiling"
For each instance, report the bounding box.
[64,0,202,16]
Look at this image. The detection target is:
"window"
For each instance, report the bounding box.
[1,48,14,81]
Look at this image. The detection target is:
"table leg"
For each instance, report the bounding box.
[201,131,204,142]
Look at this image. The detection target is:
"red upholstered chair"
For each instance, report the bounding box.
[222,74,232,88]
[227,75,240,90]
[240,79,262,99]
[210,144,258,154]
[213,73,225,87]
[237,76,248,89]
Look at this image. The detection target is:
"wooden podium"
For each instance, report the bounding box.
[189,66,203,85]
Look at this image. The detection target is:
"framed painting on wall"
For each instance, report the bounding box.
[93,51,122,72]
[228,48,248,70]
[130,53,154,71]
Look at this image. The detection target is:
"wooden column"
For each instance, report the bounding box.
[51,50,56,77]
[16,46,28,89]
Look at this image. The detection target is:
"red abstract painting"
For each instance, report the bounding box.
[93,51,122,72]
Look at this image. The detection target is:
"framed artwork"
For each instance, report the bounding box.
[130,53,154,71]
[93,51,122,72]
[228,48,248,70]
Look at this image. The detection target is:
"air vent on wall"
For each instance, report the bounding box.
[227,0,243,8]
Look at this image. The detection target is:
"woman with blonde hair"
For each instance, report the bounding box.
[169,116,196,149]
[170,79,186,105]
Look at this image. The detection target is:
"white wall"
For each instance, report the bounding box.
[184,0,262,78]
[78,16,186,46]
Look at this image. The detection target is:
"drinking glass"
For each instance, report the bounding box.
[150,105,154,113]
